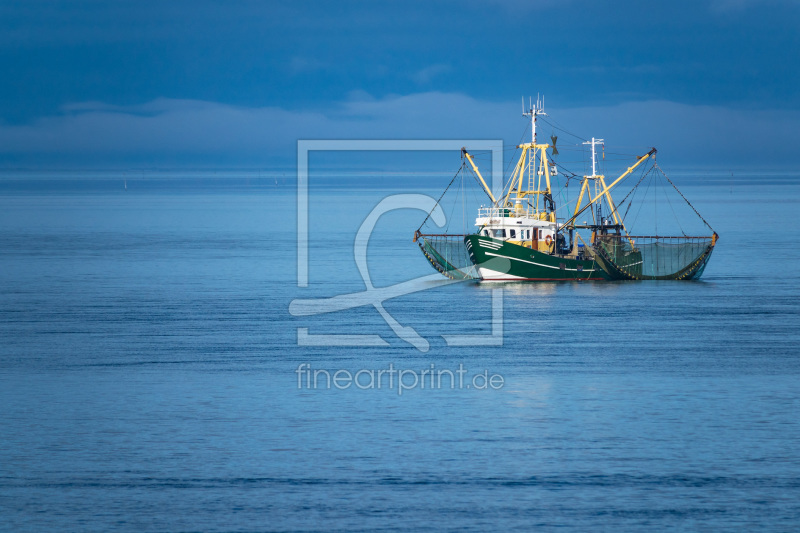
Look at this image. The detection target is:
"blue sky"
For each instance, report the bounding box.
[0,0,798,168]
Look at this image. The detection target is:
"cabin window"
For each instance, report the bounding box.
[509,229,516,238]
[538,229,542,239]
[482,229,489,236]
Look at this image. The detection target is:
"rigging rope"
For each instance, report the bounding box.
[417,164,465,231]
[606,160,654,221]
[654,162,716,233]
[538,115,588,143]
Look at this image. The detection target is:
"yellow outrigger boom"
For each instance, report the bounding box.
[561,147,656,233]
[461,148,496,205]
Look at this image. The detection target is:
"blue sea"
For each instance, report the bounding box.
[1,170,799,531]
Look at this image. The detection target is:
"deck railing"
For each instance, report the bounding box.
[477,206,541,219]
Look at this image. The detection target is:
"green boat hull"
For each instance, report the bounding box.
[464,235,608,281]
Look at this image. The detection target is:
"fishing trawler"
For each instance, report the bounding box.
[414,97,718,281]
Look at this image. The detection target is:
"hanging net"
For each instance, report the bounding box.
[414,155,493,281]
[416,233,478,280]
[591,162,718,280]
[594,235,716,280]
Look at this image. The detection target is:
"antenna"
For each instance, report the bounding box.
[582,137,605,177]
[522,94,547,144]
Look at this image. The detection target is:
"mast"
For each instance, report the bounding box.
[522,95,546,146]
[583,137,603,178]
[513,95,552,219]
[583,137,604,224]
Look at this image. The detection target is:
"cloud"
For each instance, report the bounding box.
[411,64,452,85]
[0,92,797,167]
[555,100,799,167]
[0,99,316,160]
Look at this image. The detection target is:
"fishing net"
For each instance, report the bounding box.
[591,162,718,280]
[594,235,715,280]
[415,156,493,280]
[416,233,478,280]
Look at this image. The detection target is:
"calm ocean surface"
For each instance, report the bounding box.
[1,172,799,531]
